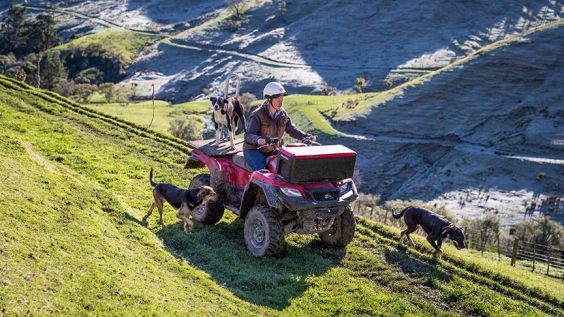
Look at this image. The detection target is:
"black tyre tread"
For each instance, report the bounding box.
[245,204,284,257]
[189,174,225,225]
[320,207,356,247]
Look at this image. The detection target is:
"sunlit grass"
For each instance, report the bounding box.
[54,28,158,64]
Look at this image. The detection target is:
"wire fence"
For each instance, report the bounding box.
[502,239,564,279]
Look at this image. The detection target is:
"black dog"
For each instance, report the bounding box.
[393,206,465,257]
[210,96,246,150]
[143,168,217,233]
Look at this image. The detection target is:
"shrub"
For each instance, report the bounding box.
[321,82,336,96]
[239,92,256,108]
[75,67,104,85]
[461,213,500,251]
[169,116,203,141]
[515,216,564,248]
[98,83,115,102]
[354,76,366,93]
[72,83,97,103]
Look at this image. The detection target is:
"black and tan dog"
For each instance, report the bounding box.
[143,168,217,233]
[393,206,465,257]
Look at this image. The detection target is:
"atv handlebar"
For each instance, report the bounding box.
[257,135,320,150]
[301,135,321,146]
[257,137,279,150]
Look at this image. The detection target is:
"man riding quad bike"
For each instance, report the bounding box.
[185,82,358,257]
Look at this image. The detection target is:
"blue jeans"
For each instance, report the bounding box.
[244,149,278,171]
[244,149,268,171]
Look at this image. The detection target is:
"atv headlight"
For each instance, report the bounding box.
[280,187,303,198]
[339,182,353,199]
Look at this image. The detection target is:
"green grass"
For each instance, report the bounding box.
[54,28,158,64]
[1,74,562,316]
[85,100,209,136]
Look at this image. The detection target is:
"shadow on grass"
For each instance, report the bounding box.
[384,245,453,285]
[155,216,343,310]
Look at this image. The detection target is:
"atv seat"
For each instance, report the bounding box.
[233,152,252,171]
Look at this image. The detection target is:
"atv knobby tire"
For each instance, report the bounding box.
[188,174,225,225]
[319,207,356,247]
[244,204,284,257]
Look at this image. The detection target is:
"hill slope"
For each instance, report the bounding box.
[1,75,563,315]
[331,23,564,225]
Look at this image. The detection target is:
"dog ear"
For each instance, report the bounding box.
[196,188,205,201]
[441,224,455,236]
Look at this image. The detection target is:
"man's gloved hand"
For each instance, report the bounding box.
[257,138,266,146]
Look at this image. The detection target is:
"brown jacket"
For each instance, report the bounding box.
[244,101,307,153]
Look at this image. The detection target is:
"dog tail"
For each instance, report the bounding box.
[392,206,412,219]
[149,168,157,187]
[233,99,246,132]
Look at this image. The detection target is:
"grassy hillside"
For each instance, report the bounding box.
[1,75,563,316]
[85,99,209,135]
[84,94,374,137]
[54,28,159,64]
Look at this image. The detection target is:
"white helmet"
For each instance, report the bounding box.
[263,82,287,99]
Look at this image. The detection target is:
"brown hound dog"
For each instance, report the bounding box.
[143,168,217,233]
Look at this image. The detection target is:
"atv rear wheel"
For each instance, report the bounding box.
[188,174,225,225]
[319,207,356,247]
[244,204,284,257]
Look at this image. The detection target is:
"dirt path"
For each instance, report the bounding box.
[344,132,564,166]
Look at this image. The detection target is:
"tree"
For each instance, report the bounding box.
[169,117,203,141]
[0,53,17,73]
[516,216,564,248]
[355,77,366,93]
[64,44,124,83]
[52,79,76,97]
[0,5,27,55]
[129,82,139,99]
[23,14,61,53]
[278,1,287,15]
[73,83,97,103]
[75,67,104,85]
[98,83,115,102]
[39,50,67,90]
[462,213,500,251]
[226,0,246,20]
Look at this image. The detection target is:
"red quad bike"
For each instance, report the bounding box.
[185,136,359,257]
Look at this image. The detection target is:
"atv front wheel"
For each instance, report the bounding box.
[319,207,356,247]
[244,204,284,257]
[188,174,225,225]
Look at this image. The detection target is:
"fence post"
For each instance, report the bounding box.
[511,238,519,266]
[546,246,551,276]
[384,209,389,224]
[532,243,536,272]
[497,233,501,261]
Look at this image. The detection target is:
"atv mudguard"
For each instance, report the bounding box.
[240,179,284,218]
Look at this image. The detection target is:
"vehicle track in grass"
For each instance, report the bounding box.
[354,217,564,316]
[0,76,192,156]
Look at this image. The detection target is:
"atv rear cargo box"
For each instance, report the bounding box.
[278,145,356,183]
